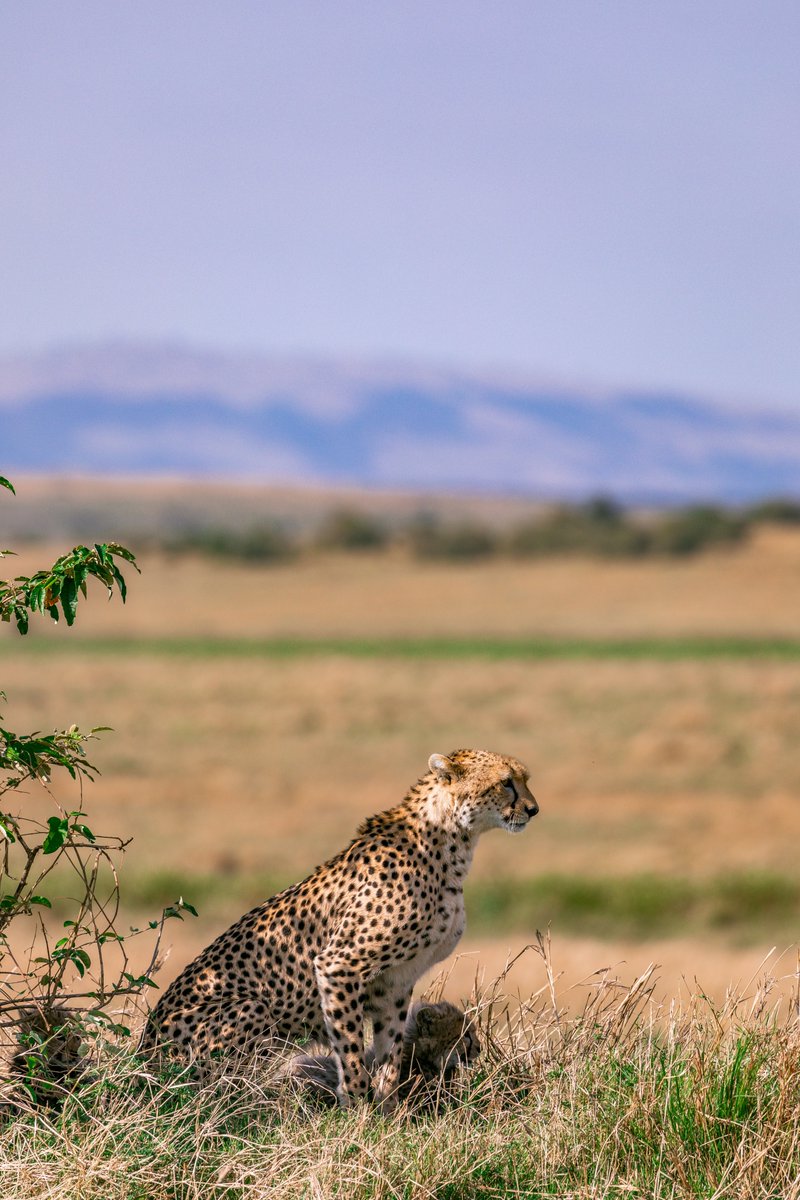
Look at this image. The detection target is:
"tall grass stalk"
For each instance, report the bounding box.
[1,937,798,1199]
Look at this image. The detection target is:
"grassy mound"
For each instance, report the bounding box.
[1,946,798,1199]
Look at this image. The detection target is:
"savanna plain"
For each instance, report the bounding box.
[2,497,799,1198]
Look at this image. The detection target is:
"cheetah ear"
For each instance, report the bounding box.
[428,753,455,782]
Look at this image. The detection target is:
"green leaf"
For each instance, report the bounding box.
[60,576,78,625]
[53,945,91,976]
[0,477,15,495]
[29,895,52,908]
[110,543,139,568]
[162,896,200,922]
[111,563,127,603]
[86,1013,131,1037]
[123,971,158,988]
[42,816,69,854]
[28,583,46,613]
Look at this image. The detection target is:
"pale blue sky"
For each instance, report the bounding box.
[2,2,799,407]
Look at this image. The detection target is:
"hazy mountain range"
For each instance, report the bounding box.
[1,344,798,502]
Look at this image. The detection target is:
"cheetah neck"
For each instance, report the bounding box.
[406,781,480,845]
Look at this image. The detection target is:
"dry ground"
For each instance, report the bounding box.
[2,653,799,882]
[3,650,799,1011]
[3,528,800,1012]
[6,521,800,639]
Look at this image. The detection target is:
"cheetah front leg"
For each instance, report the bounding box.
[366,977,413,1113]
[313,952,370,1108]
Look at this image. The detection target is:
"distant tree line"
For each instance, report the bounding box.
[159,496,800,564]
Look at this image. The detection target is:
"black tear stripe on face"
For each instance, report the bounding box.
[506,779,519,802]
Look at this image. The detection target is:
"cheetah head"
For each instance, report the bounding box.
[427,748,538,835]
[407,1001,481,1080]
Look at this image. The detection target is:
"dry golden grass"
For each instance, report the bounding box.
[3,532,800,1020]
[7,521,800,639]
[1,947,798,1199]
[4,489,800,1197]
[2,653,799,882]
[2,648,799,1009]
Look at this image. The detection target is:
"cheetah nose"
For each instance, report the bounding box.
[525,799,539,818]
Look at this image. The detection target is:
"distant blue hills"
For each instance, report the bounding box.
[1,344,798,502]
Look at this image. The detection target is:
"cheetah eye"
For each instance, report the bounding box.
[484,777,514,797]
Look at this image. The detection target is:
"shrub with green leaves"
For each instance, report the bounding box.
[406,514,499,561]
[315,508,390,551]
[0,476,196,1096]
[746,496,800,524]
[508,496,652,558]
[649,504,748,555]
[167,523,295,563]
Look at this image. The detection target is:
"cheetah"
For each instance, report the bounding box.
[1,1006,85,1109]
[283,1000,480,1106]
[140,748,537,1110]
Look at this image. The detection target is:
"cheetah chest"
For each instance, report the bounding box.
[414,841,474,971]
[402,886,466,982]
[431,887,466,961]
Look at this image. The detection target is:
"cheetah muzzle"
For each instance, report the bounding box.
[139,748,536,1111]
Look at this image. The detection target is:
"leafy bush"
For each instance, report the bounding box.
[506,498,755,559]
[315,508,390,551]
[746,497,800,524]
[132,495,779,566]
[0,476,195,1095]
[649,505,748,555]
[168,524,295,563]
[406,515,499,561]
[508,496,651,558]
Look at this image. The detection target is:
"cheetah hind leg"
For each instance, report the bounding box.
[141,995,296,1076]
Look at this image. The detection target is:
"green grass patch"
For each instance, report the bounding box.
[118,867,289,915]
[6,634,800,659]
[109,868,800,943]
[466,870,800,941]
